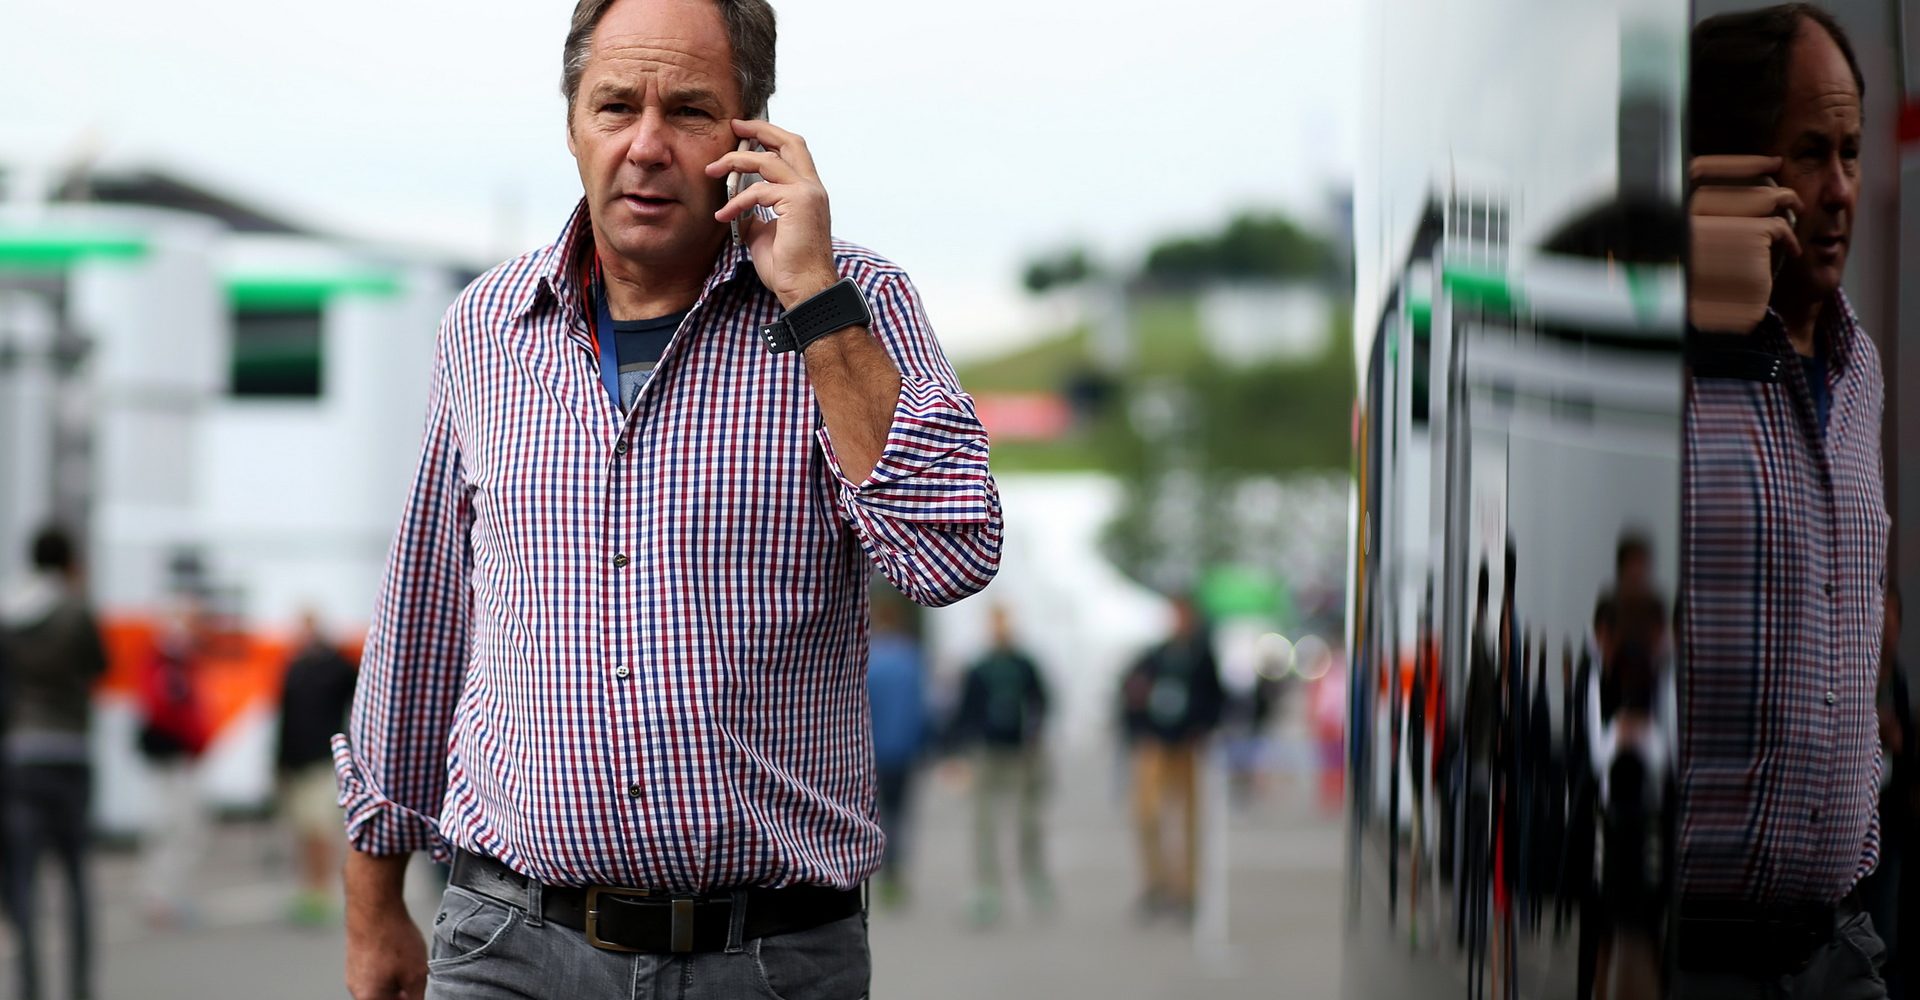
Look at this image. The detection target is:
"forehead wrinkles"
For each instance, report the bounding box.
[1807,89,1861,123]
[590,28,729,78]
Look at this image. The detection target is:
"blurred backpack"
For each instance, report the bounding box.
[137,639,209,760]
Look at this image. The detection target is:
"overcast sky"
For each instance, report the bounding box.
[2,0,1361,359]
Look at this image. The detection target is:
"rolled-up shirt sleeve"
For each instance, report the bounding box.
[331,322,473,857]
[816,272,1002,607]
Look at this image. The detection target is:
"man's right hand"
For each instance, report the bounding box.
[345,851,428,1000]
[1688,155,1803,334]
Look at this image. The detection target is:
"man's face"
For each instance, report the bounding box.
[1770,21,1862,304]
[567,0,740,271]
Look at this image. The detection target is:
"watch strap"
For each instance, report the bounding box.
[762,278,872,355]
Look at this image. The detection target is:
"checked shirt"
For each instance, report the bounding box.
[333,203,1001,892]
[1680,290,1889,906]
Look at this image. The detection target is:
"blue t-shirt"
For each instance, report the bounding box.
[1800,339,1830,437]
[593,282,685,412]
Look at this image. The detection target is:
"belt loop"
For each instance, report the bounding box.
[724,889,750,954]
[523,872,545,928]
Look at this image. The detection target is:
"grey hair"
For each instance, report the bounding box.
[562,0,777,119]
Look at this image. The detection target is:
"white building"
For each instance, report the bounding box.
[0,165,467,831]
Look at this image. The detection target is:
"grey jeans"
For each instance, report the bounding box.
[423,885,871,1000]
[1673,909,1887,1000]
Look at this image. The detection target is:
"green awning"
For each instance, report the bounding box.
[0,232,149,268]
[225,273,402,311]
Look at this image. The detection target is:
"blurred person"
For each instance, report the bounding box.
[1680,7,1890,995]
[335,0,1002,997]
[1461,562,1498,985]
[948,606,1051,927]
[0,527,108,1000]
[1120,595,1224,923]
[1573,596,1617,1000]
[863,597,927,910]
[1612,534,1670,662]
[1407,605,1430,943]
[1527,636,1552,935]
[135,598,213,927]
[1590,636,1674,1000]
[275,611,358,927]
[1555,642,1580,935]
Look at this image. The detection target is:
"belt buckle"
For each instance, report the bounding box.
[584,885,652,953]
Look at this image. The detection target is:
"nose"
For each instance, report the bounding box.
[1819,153,1856,222]
[625,109,672,170]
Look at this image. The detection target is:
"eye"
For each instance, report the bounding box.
[673,106,713,119]
[600,103,632,115]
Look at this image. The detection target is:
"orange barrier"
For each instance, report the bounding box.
[98,615,363,741]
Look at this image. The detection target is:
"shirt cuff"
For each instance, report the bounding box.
[331,733,447,859]
[816,376,995,527]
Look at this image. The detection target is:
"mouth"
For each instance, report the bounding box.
[1808,233,1847,254]
[621,193,677,210]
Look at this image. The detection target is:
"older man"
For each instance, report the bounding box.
[1680,4,1890,996]
[335,0,1002,996]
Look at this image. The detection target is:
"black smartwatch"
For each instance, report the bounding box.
[762,278,872,355]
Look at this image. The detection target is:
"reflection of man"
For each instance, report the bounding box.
[1681,5,1890,995]
[335,1,1002,996]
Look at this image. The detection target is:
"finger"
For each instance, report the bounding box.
[1689,155,1783,184]
[703,149,802,185]
[731,119,818,176]
[1690,186,1803,219]
[714,180,788,223]
[1761,216,1802,258]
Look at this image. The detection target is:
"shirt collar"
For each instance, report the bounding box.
[1760,288,1861,374]
[516,199,760,322]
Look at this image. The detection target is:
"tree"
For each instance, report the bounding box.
[1020,246,1096,295]
[1142,211,1334,288]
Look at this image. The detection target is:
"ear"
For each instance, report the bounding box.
[565,112,579,158]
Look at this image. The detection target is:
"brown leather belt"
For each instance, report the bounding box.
[448,849,863,954]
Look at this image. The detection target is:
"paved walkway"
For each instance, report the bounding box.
[3,738,1343,998]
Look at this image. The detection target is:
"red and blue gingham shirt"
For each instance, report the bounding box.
[1680,291,1889,906]
[332,203,1001,892]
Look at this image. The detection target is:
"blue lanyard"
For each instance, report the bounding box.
[590,273,622,410]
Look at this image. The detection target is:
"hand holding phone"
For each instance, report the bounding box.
[1687,155,1804,334]
[709,119,839,310]
[724,138,779,247]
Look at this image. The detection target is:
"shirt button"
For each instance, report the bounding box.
[615,665,630,680]
[1811,807,1822,823]
[1824,582,1836,597]
[614,439,629,456]
[627,783,642,800]
[1825,690,1837,706]
[613,553,630,569]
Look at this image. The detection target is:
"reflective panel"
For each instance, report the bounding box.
[1676,3,1907,996]
[1347,1,1689,996]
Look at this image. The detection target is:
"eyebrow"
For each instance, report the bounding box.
[584,80,724,109]
[585,80,642,105]
[662,85,724,109]
[1790,125,1862,144]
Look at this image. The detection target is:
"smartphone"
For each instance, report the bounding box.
[726,138,764,247]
